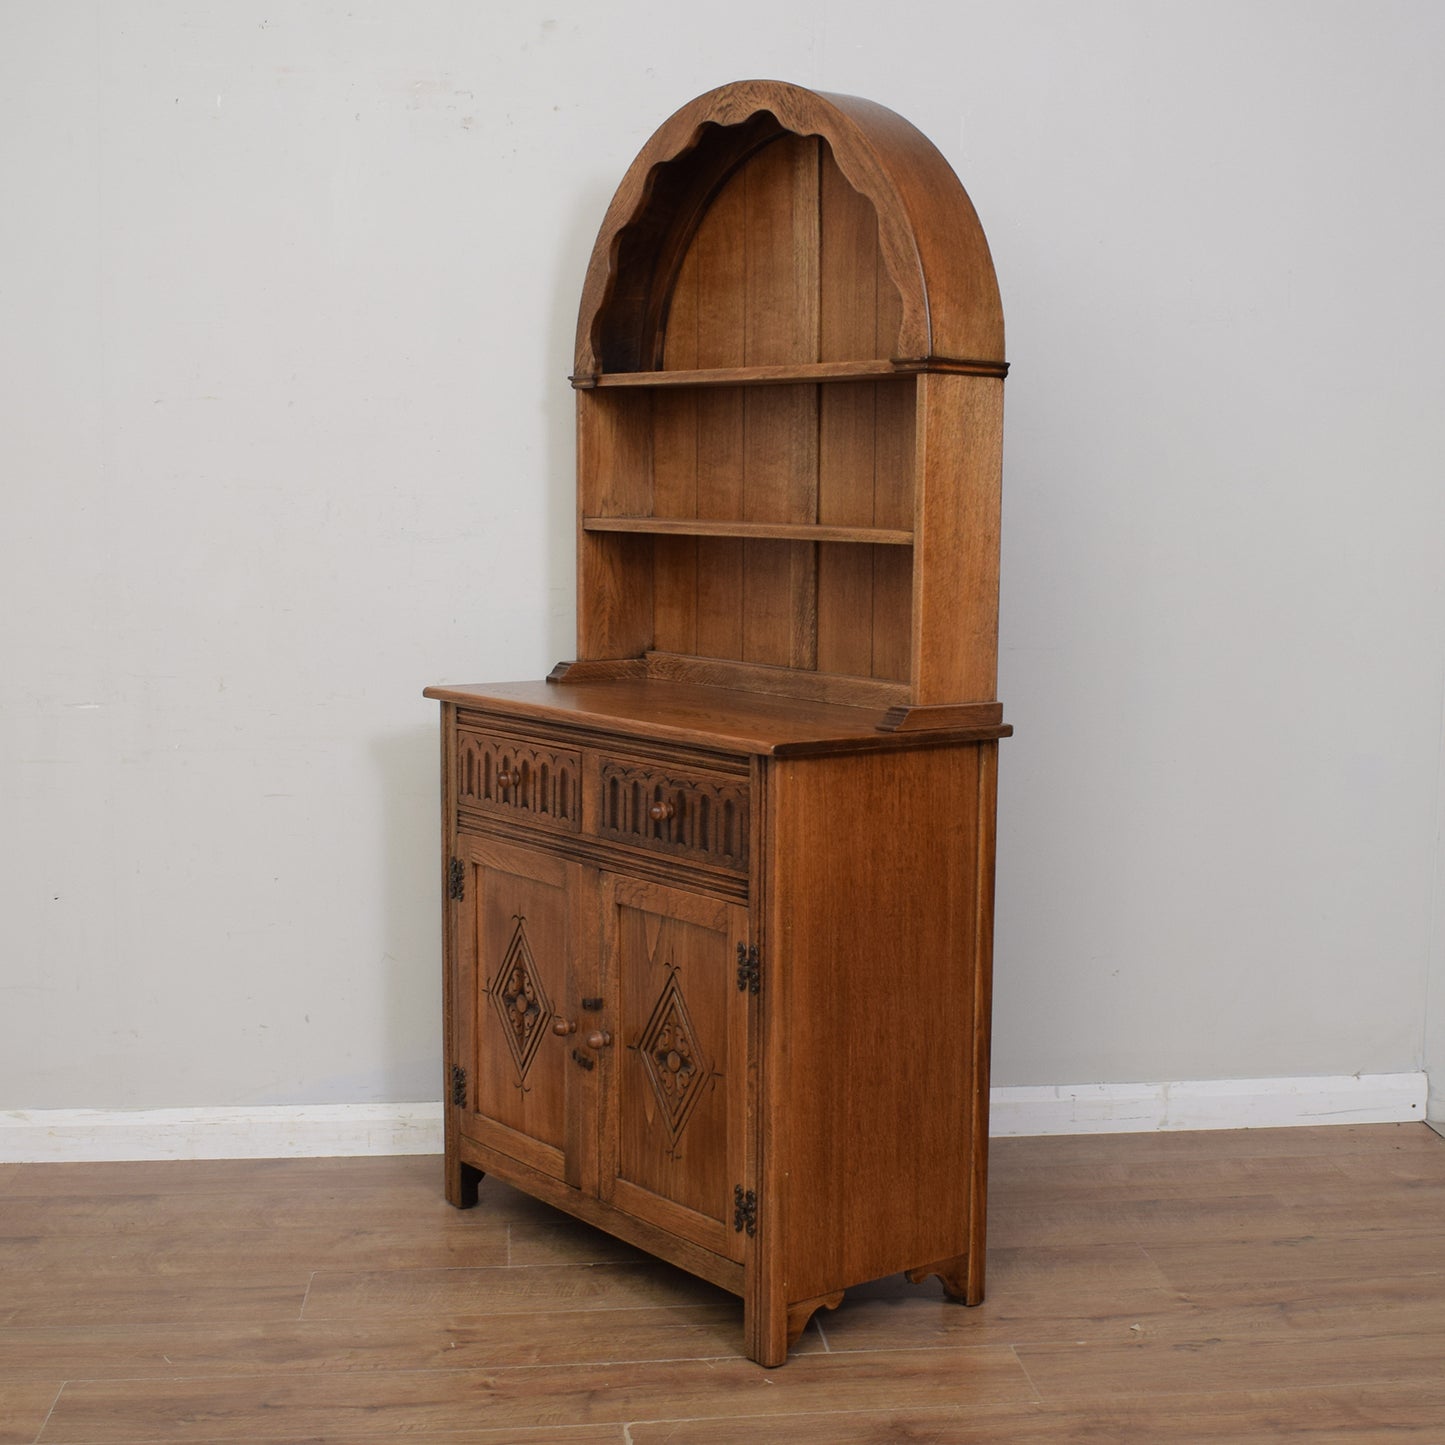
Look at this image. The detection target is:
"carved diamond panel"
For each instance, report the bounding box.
[637,970,711,1141]
[488,917,552,1084]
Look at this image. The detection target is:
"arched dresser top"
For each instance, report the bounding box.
[573,79,1005,378]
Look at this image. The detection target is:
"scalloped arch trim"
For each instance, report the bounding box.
[574,80,1003,376]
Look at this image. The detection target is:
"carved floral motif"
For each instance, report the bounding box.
[637,968,712,1141]
[488,917,552,1085]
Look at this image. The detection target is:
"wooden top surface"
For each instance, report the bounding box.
[423,679,1008,757]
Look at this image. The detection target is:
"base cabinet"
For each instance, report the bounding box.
[433,692,1000,1365]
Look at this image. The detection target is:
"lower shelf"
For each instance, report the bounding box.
[582,515,913,546]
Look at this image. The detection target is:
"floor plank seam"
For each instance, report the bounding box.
[26,1352,773,1389]
[297,1269,316,1322]
[812,1314,832,1352]
[31,1379,66,1445]
[814,1341,1079,1360]
[1009,1344,1048,1404]
[624,1404,966,1428]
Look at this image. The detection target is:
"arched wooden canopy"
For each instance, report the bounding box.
[573,79,1005,378]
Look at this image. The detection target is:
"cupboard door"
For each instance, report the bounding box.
[454,834,589,1186]
[599,875,750,1261]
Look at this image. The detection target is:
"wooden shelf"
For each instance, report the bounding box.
[572,357,1006,390]
[582,516,914,546]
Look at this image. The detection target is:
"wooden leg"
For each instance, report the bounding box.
[907,1253,983,1306]
[445,1156,483,1209]
[746,1288,790,1368]
[745,1289,846,1367]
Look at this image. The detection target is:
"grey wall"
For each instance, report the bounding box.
[3,1,1443,1112]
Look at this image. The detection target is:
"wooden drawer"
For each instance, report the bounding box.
[592,756,749,873]
[456,728,582,834]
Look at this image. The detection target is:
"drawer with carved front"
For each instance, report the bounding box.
[593,757,749,873]
[455,728,582,834]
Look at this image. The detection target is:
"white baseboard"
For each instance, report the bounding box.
[0,1073,1428,1162]
[0,1103,445,1163]
[990,1071,1428,1136]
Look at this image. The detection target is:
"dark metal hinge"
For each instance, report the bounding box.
[448,857,465,901]
[733,1184,757,1236]
[736,942,760,994]
[450,1063,467,1108]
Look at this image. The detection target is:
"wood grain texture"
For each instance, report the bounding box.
[651,232,700,654]
[689,168,747,664]
[585,517,911,545]
[816,147,895,679]
[566,81,1003,709]
[35,1350,1031,1443]
[431,79,1014,1375]
[580,358,1008,387]
[575,80,1004,374]
[912,372,1003,703]
[424,679,1001,756]
[575,391,653,660]
[0,1383,61,1445]
[600,878,748,1261]
[764,744,990,1305]
[738,136,819,668]
[639,653,908,709]
[454,837,575,1185]
[7,1129,1445,1436]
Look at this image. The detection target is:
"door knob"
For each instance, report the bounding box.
[552,1018,576,1036]
[585,1029,612,1049]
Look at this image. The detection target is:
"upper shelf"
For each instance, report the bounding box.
[571,358,1009,390]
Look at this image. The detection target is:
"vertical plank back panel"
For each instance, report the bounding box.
[652,536,698,655]
[693,537,745,660]
[741,136,820,667]
[689,162,748,660]
[813,147,917,683]
[817,147,881,677]
[652,245,700,653]
[871,544,914,681]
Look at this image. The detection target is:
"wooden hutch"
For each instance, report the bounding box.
[425,79,1008,1367]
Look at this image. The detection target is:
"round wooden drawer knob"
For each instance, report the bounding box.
[552,1019,576,1036]
[496,768,520,788]
[649,800,675,821]
[585,1030,613,1050]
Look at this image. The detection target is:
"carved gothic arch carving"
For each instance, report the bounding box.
[573,79,1005,376]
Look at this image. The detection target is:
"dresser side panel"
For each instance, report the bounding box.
[763,743,995,1301]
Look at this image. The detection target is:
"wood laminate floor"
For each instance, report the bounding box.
[2,1124,1444,1442]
